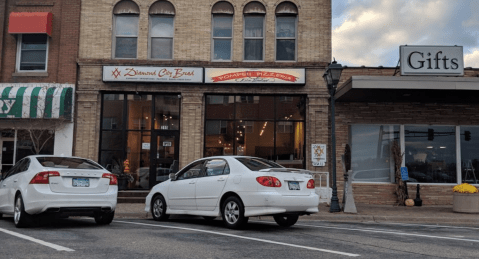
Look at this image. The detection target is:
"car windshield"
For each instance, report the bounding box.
[36,157,103,170]
[235,157,284,171]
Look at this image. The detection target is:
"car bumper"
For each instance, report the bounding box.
[144,193,153,213]
[23,184,118,215]
[240,191,319,217]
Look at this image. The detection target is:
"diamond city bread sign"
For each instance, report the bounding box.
[205,68,305,84]
[103,66,203,83]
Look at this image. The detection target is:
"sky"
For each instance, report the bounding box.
[332,0,479,68]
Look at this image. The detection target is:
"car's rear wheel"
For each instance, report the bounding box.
[151,195,169,221]
[94,211,115,225]
[221,196,248,229]
[273,214,299,227]
[14,194,30,228]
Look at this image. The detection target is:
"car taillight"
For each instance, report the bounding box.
[307,179,315,189]
[102,173,118,185]
[256,176,282,187]
[29,171,60,184]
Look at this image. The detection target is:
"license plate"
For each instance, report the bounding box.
[72,178,90,187]
[288,181,300,190]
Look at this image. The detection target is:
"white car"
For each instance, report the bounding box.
[0,155,118,228]
[145,156,319,229]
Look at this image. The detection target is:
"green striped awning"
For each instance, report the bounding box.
[0,84,73,119]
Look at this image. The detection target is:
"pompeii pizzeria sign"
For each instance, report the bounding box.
[205,68,305,84]
[400,45,464,76]
[103,66,203,83]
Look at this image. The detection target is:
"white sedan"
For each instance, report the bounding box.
[145,156,319,229]
[0,155,118,228]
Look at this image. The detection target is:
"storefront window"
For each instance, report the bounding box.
[102,94,124,129]
[205,95,306,168]
[460,126,479,184]
[350,125,398,182]
[154,96,180,130]
[127,94,151,130]
[405,126,456,183]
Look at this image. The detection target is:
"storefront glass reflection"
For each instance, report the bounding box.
[205,95,306,168]
[351,125,399,182]
[460,126,479,184]
[405,126,456,183]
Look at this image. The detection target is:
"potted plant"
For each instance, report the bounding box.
[113,159,134,190]
[452,183,479,213]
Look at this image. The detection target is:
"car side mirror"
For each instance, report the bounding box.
[169,173,176,181]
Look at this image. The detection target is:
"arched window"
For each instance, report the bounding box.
[243,2,266,61]
[113,1,140,59]
[275,2,298,61]
[212,1,234,61]
[149,1,175,59]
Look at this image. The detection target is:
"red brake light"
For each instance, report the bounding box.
[102,173,118,185]
[29,171,60,184]
[256,176,282,187]
[307,179,315,189]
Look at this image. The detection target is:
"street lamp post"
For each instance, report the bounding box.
[323,59,343,213]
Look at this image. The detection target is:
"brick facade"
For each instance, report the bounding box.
[76,0,333,173]
[335,67,479,205]
[0,0,81,84]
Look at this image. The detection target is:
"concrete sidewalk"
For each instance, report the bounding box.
[115,203,479,226]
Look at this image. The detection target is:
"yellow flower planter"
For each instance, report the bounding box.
[453,192,479,213]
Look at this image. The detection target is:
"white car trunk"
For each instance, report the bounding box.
[48,169,110,194]
[258,170,314,196]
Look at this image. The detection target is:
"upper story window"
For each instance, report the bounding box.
[149,1,175,60]
[275,2,298,61]
[113,1,140,59]
[16,34,48,71]
[243,2,265,61]
[212,1,234,61]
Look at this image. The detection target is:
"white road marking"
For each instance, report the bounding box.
[115,220,360,257]
[0,227,74,252]
[293,223,479,243]
[379,222,479,231]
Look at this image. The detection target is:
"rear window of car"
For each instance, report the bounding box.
[235,158,283,171]
[36,157,103,170]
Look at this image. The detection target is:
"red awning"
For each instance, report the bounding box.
[8,12,53,36]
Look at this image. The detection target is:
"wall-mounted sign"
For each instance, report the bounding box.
[312,144,326,167]
[142,143,150,150]
[205,68,305,84]
[163,141,172,147]
[400,167,409,181]
[103,66,203,83]
[400,45,464,76]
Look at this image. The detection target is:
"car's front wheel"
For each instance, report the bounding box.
[14,194,30,228]
[221,196,248,229]
[273,214,299,227]
[94,211,115,225]
[151,195,169,221]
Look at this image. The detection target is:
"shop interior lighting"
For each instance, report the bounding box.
[440,146,446,149]
[427,146,434,149]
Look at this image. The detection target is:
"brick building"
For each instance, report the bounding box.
[76,0,332,190]
[0,0,80,172]
[336,55,479,205]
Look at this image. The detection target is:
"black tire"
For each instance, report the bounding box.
[203,216,216,221]
[221,196,248,229]
[94,211,115,225]
[151,195,169,221]
[14,194,30,228]
[273,214,299,227]
[0,213,3,219]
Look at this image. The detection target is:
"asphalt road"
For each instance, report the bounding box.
[1,215,478,259]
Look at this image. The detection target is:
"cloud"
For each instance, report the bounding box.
[464,48,479,67]
[333,0,479,67]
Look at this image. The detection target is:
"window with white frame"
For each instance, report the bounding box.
[16,34,48,71]
[243,2,265,61]
[149,1,175,59]
[113,1,139,59]
[275,2,298,61]
[212,1,234,61]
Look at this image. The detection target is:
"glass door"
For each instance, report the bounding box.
[0,138,15,174]
[151,132,179,187]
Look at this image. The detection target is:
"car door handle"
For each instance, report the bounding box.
[189,181,196,184]
[2,184,5,187]
[217,178,225,181]
[13,179,18,183]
